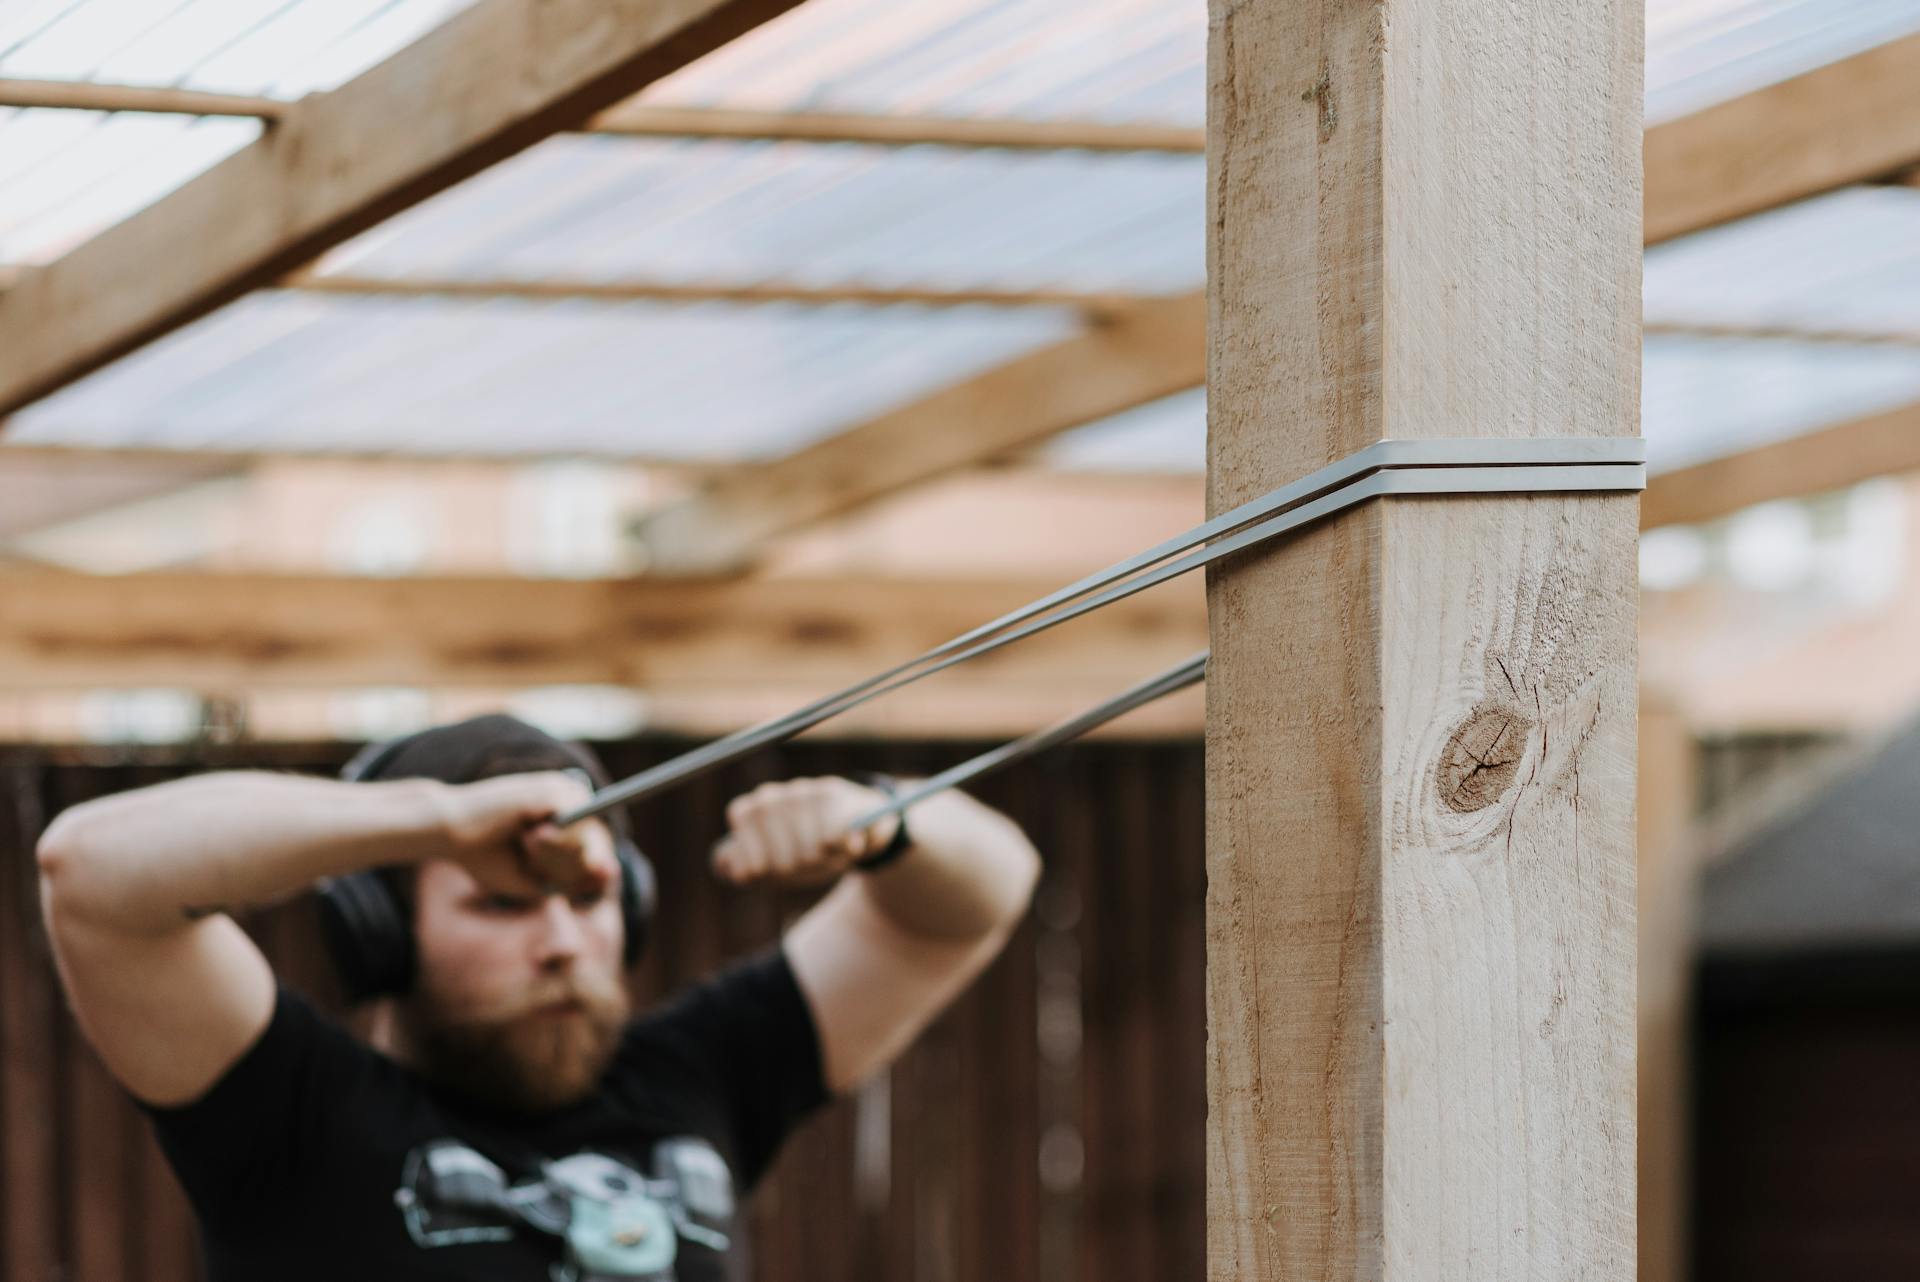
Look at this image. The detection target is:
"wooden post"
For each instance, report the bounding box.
[1637,693,1698,1282]
[1204,2,1641,1279]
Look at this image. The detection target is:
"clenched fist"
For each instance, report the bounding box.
[713,777,903,887]
[439,771,617,900]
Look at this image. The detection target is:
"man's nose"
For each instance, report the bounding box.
[532,894,586,964]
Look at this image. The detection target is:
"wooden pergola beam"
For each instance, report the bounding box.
[1644,320,1920,349]
[0,0,816,419]
[1637,691,1700,1282]
[4,26,1907,423]
[0,570,1205,699]
[634,291,1205,574]
[0,77,290,118]
[1645,29,1920,245]
[638,35,1920,573]
[0,441,718,473]
[585,103,1205,152]
[1203,1,1639,1277]
[1641,399,1920,529]
[279,270,1148,318]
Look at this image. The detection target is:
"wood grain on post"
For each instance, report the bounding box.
[1203,2,1641,1278]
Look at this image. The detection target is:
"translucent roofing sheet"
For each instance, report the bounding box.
[1642,337,1920,472]
[0,0,475,98]
[2,0,1919,475]
[1646,186,1920,333]
[3,0,1903,264]
[643,0,1205,123]
[8,0,1904,124]
[0,0,475,263]
[323,137,1204,294]
[1048,332,1920,477]
[1646,0,1920,122]
[1045,390,1202,473]
[4,291,1081,459]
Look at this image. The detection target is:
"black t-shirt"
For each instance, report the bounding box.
[143,947,827,1282]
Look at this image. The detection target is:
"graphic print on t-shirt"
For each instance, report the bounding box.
[394,1136,736,1281]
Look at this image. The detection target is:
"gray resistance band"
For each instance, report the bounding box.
[843,650,1209,833]
[557,436,1645,828]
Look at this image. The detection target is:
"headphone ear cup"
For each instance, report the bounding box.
[615,839,656,968]
[316,871,415,1002]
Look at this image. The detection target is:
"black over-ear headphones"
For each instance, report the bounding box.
[316,722,656,1002]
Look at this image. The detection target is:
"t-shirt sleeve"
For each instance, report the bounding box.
[139,985,387,1226]
[629,944,828,1190]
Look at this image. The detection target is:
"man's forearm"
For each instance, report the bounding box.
[36,772,456,936]
[854,788,1040,942]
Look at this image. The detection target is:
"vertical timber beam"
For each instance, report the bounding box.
[1636,692,1698,1282]
[1204,3,1641,1281]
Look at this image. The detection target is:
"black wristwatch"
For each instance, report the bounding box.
[853,773,913,871]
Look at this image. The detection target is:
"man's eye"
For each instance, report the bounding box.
[570,890,606,910]
[482,895,535,914]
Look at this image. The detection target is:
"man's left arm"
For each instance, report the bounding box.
[713,778,1040,1094]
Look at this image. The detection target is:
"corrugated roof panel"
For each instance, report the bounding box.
[0,0,475,261]
[0,109,258,261]
[320,136,1205,293]
[1045,389,1202,473]
[4,291,1082,459]
[0,0,474,95]
[1644,336,1920,471]
[2,0,1919,477]
[1646,186,1920,333]
[1046,332,1920,478]
[1647,0,1920,122]
[644,0,1205,123]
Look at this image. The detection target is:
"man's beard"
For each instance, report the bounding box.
[401,971,632,1116]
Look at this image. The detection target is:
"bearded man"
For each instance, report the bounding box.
[35,714,1040,1281]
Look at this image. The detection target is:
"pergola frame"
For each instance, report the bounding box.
[4,24,1920,577]
[5,5,1920,1279]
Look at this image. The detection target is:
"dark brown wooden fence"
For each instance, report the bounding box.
[0,736,1206,1282]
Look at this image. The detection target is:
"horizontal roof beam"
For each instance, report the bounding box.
[0,570,1207,730]
[1645,29,1920,244]
[1641,399,1920,529]
[0,77,289,118]
[279,270,1151,318]
[584,103,1205,152]
[1644,320,1920,349]
[634,290,1205,574]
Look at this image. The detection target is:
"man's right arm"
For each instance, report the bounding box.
[35,769,597,1107]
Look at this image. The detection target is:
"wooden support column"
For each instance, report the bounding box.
[1636,692,1698,1282]
[1204,2,1641,1279]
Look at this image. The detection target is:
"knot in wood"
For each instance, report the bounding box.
[1437,706,1531,814]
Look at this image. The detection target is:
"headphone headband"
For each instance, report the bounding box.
[316,720,656,1002]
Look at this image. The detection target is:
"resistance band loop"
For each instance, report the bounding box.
[558,437,1646,828]
[843,650,1209,832]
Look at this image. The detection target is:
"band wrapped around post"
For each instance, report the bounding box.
[558,437,1645,827]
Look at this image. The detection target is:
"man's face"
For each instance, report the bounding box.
[398,820,632,1114]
